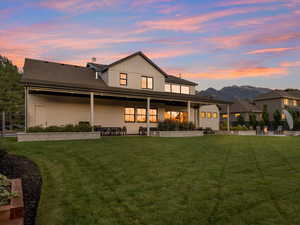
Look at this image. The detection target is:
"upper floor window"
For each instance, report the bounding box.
[119,73,127,86]
[165,84,171,92]
[181,86,190,94]
[283,99,289,105]
[141,76,153,89]
[165,83,190,94]
[172,84,181,93]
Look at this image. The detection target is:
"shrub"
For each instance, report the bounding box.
[158,120,195,131]
[0,174,18,206]
[231,125,249,131]
[28,123,92,133]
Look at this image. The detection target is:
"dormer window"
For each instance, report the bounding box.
[120,73,127,86]
[141,76,153,89]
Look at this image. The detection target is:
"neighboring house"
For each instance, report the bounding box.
[22,51,230,135]
[220,99,262,122]
[254,89,300,121]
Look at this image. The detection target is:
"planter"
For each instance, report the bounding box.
[17,132,101,142]
[0,179,24,223]
[151,130,204,137]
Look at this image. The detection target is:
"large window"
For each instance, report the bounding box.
[165,83,190,94]
[164,111,187,122]
[293,100,297,106]
[207,112,212,119]
[141,76,153,89]
[200,112,206,118]
[124,108,158,123]
[213,112,218,119]
[283,99,289,105]
[181,86,190,94]
[136,108,146,122]
[124,108,135,122]
[172,84,181,93]
[165,84,171,92]
[119,73,127,86]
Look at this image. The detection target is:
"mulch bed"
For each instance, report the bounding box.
[0,154,42,225]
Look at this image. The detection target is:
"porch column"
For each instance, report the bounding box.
[187,100,191,122]
[227,104,230,132]
[147,97,150,136]
[24,87,28,133]
[90,92,95,132]
[198,104,201,128]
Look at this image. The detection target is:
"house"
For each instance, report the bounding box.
[22,51,231,135]
[254,89,300,120]
[220,99,262,122]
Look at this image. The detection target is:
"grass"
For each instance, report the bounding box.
[3,135,300,225]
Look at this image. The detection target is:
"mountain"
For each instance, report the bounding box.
[198,85,271,101]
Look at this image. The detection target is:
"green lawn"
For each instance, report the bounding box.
[3,136,300,225]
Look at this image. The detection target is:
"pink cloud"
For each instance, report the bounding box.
[218,0,283,7]
[139,7,261,32]
[246,47,297,55]
[175,67,288,79]
[145,49,197,59]
[281,61,300,67]
[131,0,174,7]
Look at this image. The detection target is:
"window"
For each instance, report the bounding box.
[213,112,218,119]
[172,84,181,93]
[181,86,190,94]
[293,100,297,106]
[150,109,158,122]
[165,84,171,92]
[164,111,187,122]
[141,76,153,89]
[207,112,212,119]
[282,112,286,120]
[119,73,127,86]
[283,99,289,105]
[234,113,241,118]
[124,108,135,122]
[222,114,228,119]
[200,112,206,118]
[136,108,146,122]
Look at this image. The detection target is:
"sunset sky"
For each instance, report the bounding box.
[1,0,299,90]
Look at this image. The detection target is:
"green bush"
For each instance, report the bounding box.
[0,174,18,206]
[158,120,195,131]
[28,123,92,133]
[231,125,249,131]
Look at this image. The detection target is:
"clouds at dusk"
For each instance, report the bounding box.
[0,0,299,89]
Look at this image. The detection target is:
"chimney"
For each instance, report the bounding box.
[91,57,96,63]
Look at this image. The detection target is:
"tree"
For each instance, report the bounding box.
[249,113,257,128]
[262,105,269,126]
[0,56,24,134]
[273,110,282,128]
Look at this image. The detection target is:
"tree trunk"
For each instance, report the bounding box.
[1,111,5,137]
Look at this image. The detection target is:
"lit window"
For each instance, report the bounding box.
[293,100,297,106]
[119,73,127,86]
[213,112,218,119]
[181,86,190,94]
[172,85,181,93]
[235,113,241,118]
[164,111,187,122]
[207,112,212,119]
[124,108,135,122]
[282,112,286,120]
[283,99,289,105]
[136,108,146,122]
[165,84,171,92]
[141,76,153,89]
[222,114,228,119]
[200,112,206,118]
[150,109,158,123]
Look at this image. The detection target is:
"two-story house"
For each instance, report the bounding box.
[254,89,300,120]
[22,51,231,135]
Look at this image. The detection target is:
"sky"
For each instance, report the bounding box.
[0,0,300,91]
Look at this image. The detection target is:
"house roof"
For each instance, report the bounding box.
[255,90,300,101]
[22,58,231,105]
[87,51,198,86]
[220,99,262,113]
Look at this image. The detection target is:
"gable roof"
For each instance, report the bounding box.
[220,99,262,113]
[23,58,108,89]
[87,51,197,86]
[255,90,300,101]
